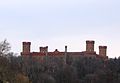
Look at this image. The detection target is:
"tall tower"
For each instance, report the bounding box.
[86,40,95,53]
[99,46,107,57]
[22,42,31,55]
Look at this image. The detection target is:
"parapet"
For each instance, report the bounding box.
[86,40,95,44]
[23,42,31,45]
[99,46,107,49]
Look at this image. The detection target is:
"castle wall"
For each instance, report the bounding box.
[21,40,108,60]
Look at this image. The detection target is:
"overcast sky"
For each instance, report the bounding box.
[0,0,120,58]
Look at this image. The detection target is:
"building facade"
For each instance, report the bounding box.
[21,40,108,62]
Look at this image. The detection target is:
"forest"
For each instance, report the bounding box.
[0,40,120,83]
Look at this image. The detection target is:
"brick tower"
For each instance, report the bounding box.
[99,46,107,57]
[86,40,95,53]
[40,46,48,53]
[22,42,31,56]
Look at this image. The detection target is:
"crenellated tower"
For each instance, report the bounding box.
[86,40,95,53]
[99,46,107,57]
[21,42,31,56]
[40,46,48,53]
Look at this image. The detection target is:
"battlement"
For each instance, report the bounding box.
[23,42,31,45]
[99,46,107,49]
[86,40,95,44]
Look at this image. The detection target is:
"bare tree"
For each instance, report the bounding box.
[0,39,11,56]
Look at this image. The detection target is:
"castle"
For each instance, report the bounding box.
[21,40,108,61]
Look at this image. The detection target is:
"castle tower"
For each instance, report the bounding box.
[40,46,48,53]
[22,42,31,55]
[99,46,107,57]
[86,40,95,53]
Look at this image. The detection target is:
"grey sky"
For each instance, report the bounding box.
[0,0,120,57]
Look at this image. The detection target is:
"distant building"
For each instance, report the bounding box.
[21,40,108,63]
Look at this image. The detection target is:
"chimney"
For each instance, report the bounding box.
[22,42,31,54]
[99,46,107,57]
[65,46,67,53]
[86,40,95,53]
[64,46,67,64]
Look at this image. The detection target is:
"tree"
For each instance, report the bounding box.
[0,39,11,56]
[14,73,30,83]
